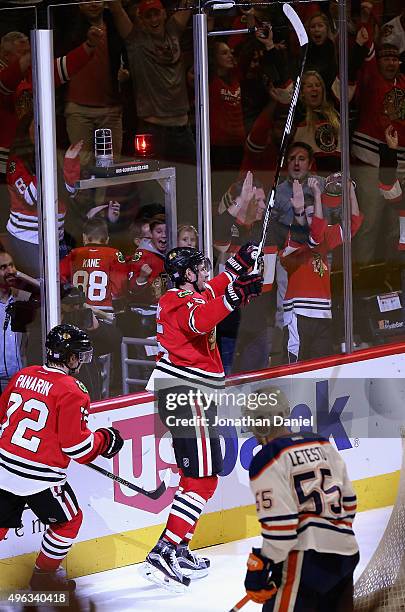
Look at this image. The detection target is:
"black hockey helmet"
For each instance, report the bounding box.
[46,324,93,368]
[165,247,209,287]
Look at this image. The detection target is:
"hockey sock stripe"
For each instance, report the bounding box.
[173,493,204,516]
[172,499,202,520]
[47,529,74,546]
[177,489,206,509]
[164,529,183,545]
[169,509,196,526]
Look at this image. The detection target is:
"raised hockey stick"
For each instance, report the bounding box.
[86,462,167,500]
[253,3,308,273]
[228,594,251,611]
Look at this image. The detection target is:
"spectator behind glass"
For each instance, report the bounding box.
[351,42,405,266]
[209,41,245,201]
[59,1,125,169]
[294,70,341,175]
[0,32,30,185]
[0,25,99,180]
[380,8,405,64]
[280,178,362,363]
[0,250,36,391]
[109,0,195,165]
[177,224,198,248]
[59,217,128,313]
[305,12,338,92]
[6,112,82,278]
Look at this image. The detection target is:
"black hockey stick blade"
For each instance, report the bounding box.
[253,3,308,273]
[86,462,167,500]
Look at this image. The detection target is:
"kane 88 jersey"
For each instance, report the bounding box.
[249,434,359,564]
[60,245,128,310]
[0,365,107,495]
[147,271,234,391]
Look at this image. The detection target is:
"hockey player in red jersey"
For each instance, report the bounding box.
[243,386,359,610]
[0,324,123,592]
[143,245,263,589]
[60,218,127,311]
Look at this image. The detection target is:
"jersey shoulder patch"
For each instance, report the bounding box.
[116,251,126,263]
[132,251,142,262]
[74,379,89,394]
[8,160,16,174]
[178,290,194,298]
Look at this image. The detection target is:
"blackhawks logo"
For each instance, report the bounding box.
[312,253,327,277]
[75,379,89,394]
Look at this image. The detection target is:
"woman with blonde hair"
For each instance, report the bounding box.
[294,70,340,174]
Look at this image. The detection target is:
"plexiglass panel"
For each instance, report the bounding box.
[49,0,198,398]
[0,5,43,390]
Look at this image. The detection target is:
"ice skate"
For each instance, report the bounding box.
[141,539,191,593]
[176,544,210,579]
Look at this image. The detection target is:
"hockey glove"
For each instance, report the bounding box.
[97,427,124,459]
[224,274,263,310]
[244,548,278,604]
[225,242,261,277]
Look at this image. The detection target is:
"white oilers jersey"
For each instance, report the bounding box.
[249,434,359,563]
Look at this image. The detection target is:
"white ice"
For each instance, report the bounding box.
[4,506,393,611]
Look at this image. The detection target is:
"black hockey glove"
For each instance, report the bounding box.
[97,427,124,459]
[224,274,263,309]
[244,548,278,604]
[225,242,261,277]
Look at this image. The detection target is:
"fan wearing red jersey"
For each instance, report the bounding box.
[127,215,168,308]
[281,178,363,362]
[0,324,123,592]
[143,246,263,590]
[60,218,127,311]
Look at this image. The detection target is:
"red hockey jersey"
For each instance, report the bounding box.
[351,58,405,168]
[0,43,93,175]
[0,365,106,495]
[6,154,79,244]
[146,272,234,391]
[281,215,363,320]
[60,244,128,309]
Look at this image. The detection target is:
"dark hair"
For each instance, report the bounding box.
[83,218,109,242]
[149,214,166,231]
[285,141,314,162]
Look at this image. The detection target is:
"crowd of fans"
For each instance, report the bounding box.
[0,0,404,393]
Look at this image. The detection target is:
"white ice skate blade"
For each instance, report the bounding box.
[139,562,187,594]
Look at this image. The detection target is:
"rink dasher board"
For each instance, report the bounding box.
[1,350,405,579]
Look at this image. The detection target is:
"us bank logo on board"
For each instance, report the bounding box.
[111,380,352,511]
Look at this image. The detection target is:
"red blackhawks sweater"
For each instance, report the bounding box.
[280,215,363,321]
[0,43,93,175]
[146,272,234,391]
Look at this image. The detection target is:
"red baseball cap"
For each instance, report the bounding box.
[138,0,164,15]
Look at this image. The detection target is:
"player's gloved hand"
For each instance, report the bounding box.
[97,427,124,459]
[225,242,261,277]
[224,274,263,309]
[244,548,278,604]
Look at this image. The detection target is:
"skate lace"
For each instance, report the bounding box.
[167,545,181,569]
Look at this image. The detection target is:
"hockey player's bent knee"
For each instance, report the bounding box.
[179,475,218,501]
[53,509,83,539]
